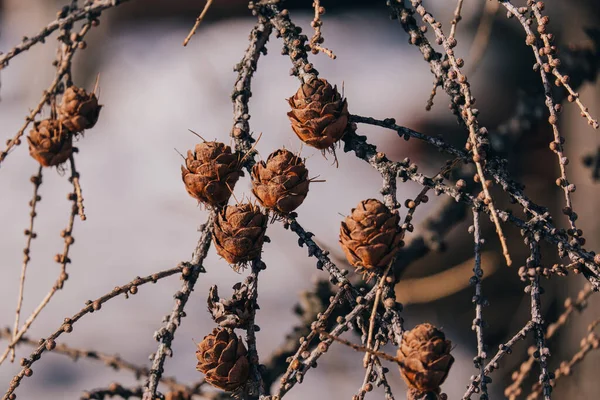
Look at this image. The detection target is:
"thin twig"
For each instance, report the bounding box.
[527,320,600,399]
[316,329,401,366]
[283,214,357,295]
[449,0,464,40]
[529,3,598,129]
[70,155,86,220]
[505,283,593,399]
[364,263,392,367]
[273,286,347,394]
[182,0,214,47]
[11,167,43,362]
[373,356,396,400]
[357,340,381,399]
[463,321,535,398]
[309,0,336,59]
[276,286,378,397]
[500,1,580,236]
[0,166,82,366]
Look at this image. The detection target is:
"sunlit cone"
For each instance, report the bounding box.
[213,203,268,267]
[59,86,102,133]
[27,119,73,167]
[251,148,310,213]
[181,141,242,207]
[287,78,349,151]
[339,199,402,272]
[397,323,454,394]
[196,327,249,391]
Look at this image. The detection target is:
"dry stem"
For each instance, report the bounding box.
[449,0,464,40]
[183,0,215,47]
[142,212,215,400]
[0,163,82,366]
[11,167,43,363]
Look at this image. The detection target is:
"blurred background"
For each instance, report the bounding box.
[0,0,599,398]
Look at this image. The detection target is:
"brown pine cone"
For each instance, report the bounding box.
[181,142,242,207]
[339,199,403,271]
[397,323,454,394]
[287,78,349,150]
[251,149,310,213]
[196,327,249,391]
[213,203,268,267]
[26,119,73,167]
[59,86,102,133]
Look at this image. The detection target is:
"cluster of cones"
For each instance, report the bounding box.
[181,142,311,268]
[184,78,453,396]
[27,86,101,167]
[180,77,348,269]
[181,141,313,392]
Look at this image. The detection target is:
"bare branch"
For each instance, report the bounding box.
[142,212,216,400]
[2,263,190,400]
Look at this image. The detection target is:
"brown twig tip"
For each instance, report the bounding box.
[183,0,214,47]
[309,0,336,59]
[449,0,464,40]
[70,155,86,221]
[316,329,401,366]
[527,3,599,130]
[363,262,394,367]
